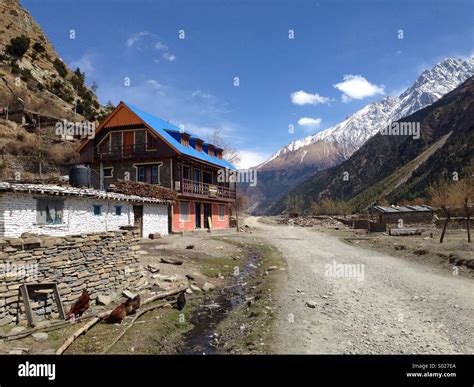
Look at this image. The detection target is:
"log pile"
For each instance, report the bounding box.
[113,180,177,201]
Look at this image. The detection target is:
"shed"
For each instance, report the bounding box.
[370,205,434,225]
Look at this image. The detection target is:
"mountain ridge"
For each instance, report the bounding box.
[243,56,474,214]
[269,75,474,214]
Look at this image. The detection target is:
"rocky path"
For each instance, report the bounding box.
[245,217,473,354]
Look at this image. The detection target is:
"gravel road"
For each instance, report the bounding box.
[245,217,473,354]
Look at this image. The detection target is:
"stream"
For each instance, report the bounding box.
[179,249,260,354]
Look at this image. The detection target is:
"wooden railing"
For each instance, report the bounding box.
[95,142,159,160]
[181,178,236,201]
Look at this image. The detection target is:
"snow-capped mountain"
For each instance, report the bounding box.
[244,57,474,215]
[259,56,474,168]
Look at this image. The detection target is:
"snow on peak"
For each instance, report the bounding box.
[260,56,474,168]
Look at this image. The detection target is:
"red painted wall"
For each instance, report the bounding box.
[172,201,195,232]
[212,204,229,229]
[172,201,230,232]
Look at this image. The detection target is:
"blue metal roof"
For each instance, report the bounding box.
[124,102,236,171]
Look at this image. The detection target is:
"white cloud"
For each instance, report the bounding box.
[126,32,176,62]
[126,31,150,47]
[192,90,216,100]
[162,52,176,62]
[297,117,322,128]
[236,150,270,169]
[70,54,95,75]
[333,75,385,102]
[291,90,332,105]
[154,42,168,51]
[146,79,166,95]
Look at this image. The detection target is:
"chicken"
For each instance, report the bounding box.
[176,292,186,311]
[101,303,126,324]
[66,289,90,320]
[124,295,140,315]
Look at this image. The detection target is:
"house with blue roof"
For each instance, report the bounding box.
[78,101,237,234]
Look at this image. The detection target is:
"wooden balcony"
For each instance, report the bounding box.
[95,142,159,160]
[181,178,236,202]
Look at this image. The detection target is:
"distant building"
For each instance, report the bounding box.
[77,101,237,233]
[370,205,435,225]
[0,182,173,238]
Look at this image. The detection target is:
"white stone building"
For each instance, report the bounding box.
[0,182,171,238]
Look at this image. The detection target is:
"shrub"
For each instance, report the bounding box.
[285,194,304,215]
[53,58,68,78]
[32,42,45,53]
[6,35,30,58]
[48,80,74,103]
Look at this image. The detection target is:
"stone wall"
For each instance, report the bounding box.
[0,227,141,325]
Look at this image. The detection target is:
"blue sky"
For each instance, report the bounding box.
[23,0,474,168]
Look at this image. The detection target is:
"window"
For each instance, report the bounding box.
[180,201,190,222]
[218,205,226,221]
[135,130,146,152]
[110,131,122,153]
[147,132,157,150]
[182,165,190,180]
[93,205,102,216]
[103,167,113,178]
[137,166,146,182]
[114,205,122,216]
[151,165,159,184]
[36,198,64,225]
[136,164,161,185]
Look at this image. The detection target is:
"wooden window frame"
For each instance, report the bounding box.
[114,205,123,216]
[36,197,65,225]
[179,201,190,222]
[103,167,113,178]
[218,205,226,221]
[93,204,102,216]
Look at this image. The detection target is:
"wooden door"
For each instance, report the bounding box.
[203,203,212,229]
[195,202,201,229]
[123,132,134,157]
[133,205,143,237]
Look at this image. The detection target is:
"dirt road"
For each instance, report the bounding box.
[245,217,473,354]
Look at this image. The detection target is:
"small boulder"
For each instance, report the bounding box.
[146,264,160,273]
[306,300,317,308]
[122,289,137,299]
[96,294,112,306]
[202,282,215,292]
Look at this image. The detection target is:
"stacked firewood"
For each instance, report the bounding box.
[113,180,177,201]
